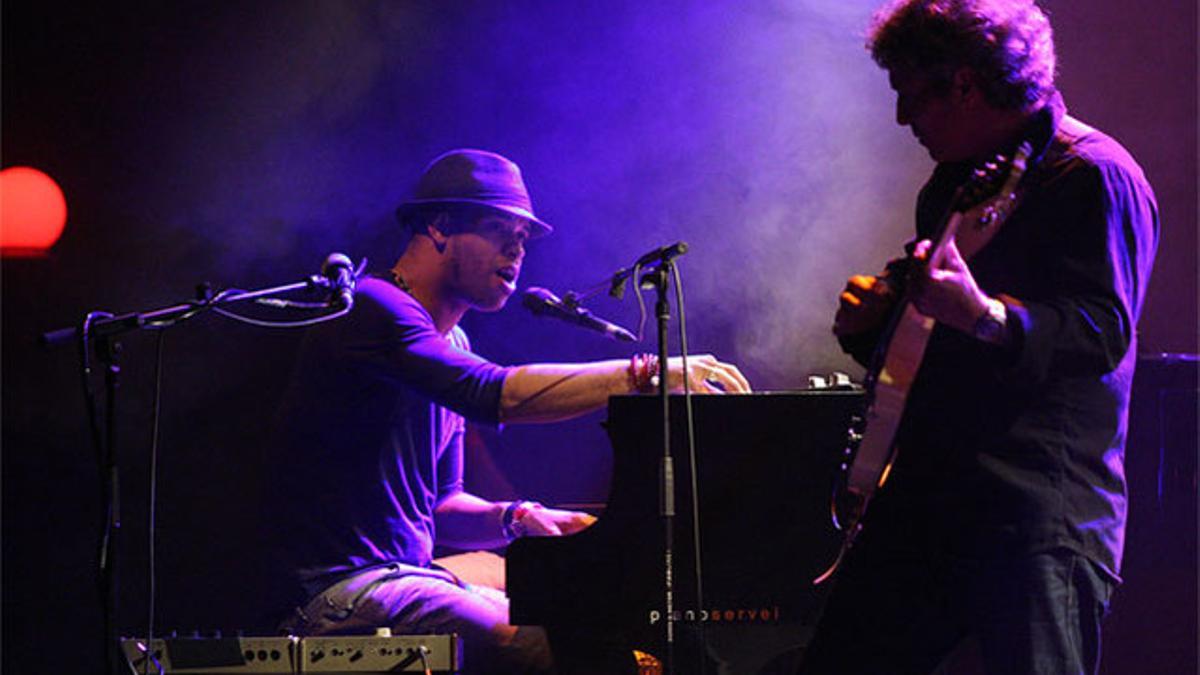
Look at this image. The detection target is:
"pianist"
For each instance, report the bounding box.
[263,149,750,673]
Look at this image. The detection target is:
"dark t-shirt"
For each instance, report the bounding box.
[265,277,509,599]
[843,93,1159,580]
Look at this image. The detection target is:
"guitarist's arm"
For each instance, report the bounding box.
[990,161,1157,383]
[908,161,1155,386]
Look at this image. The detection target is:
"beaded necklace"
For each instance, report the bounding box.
[391,268,412,294]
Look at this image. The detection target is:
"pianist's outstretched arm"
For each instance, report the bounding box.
[499,354,752,424]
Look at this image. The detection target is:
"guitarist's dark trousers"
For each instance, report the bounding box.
[797,536,1112,675]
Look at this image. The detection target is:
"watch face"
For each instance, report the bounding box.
[973,301,1006,342]
[975,315,1001,340]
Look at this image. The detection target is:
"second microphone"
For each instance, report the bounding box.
[521,287,637,342]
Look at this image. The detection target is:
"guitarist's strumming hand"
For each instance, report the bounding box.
[909,238,1009,345]
[833,273,897,337]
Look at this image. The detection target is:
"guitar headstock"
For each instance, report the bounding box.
[955,141,1032,213]
[931,141,1033,261]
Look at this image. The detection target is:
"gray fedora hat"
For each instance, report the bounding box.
[395,149,553,237]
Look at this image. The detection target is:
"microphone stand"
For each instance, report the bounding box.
[41,275,344,348]
[642,261,678,675]
[42,270,348,675]
[575,241,693,673]
[573,242,690,307]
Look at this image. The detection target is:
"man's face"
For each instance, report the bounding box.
[443,212,531,312]
[889,67,977,163]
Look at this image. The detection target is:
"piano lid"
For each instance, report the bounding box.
[507,391,860,632]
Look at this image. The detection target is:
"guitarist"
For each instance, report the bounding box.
[800,1,1159,674]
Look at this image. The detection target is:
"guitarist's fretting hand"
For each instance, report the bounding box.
[909,238,1004,340]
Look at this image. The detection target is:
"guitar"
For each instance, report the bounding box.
[815,142,1032,584]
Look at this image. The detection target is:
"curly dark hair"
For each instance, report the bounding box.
[867,0,1056,110]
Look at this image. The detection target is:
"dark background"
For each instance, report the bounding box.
[3,1,1195,673]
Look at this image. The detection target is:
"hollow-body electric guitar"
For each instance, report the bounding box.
[815,142,1032,584]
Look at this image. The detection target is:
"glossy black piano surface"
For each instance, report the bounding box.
[506,390,862,673]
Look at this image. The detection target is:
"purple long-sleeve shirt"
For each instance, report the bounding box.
[266,277,509,599]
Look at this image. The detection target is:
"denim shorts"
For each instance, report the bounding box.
[281,562,552,674]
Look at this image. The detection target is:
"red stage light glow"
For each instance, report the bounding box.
[1,166,68,256]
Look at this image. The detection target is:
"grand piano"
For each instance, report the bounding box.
[507,390,862,674]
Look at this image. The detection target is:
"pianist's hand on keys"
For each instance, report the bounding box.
[665,354,752,394]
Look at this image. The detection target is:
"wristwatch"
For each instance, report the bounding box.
[501,500,542,541]
[972,297,1009,345]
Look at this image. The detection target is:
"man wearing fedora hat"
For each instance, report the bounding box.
[264,149,750,673]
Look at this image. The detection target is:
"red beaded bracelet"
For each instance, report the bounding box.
[628,353,660,393]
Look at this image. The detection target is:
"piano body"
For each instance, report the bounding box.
[506,390,862,674]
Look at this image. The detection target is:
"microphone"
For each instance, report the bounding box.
[634,241,688,268]
[322,253,356,310]
[522,287,637,342]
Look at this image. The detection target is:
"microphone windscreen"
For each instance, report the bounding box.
[521,287,557,314]
[322,252,353,275]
